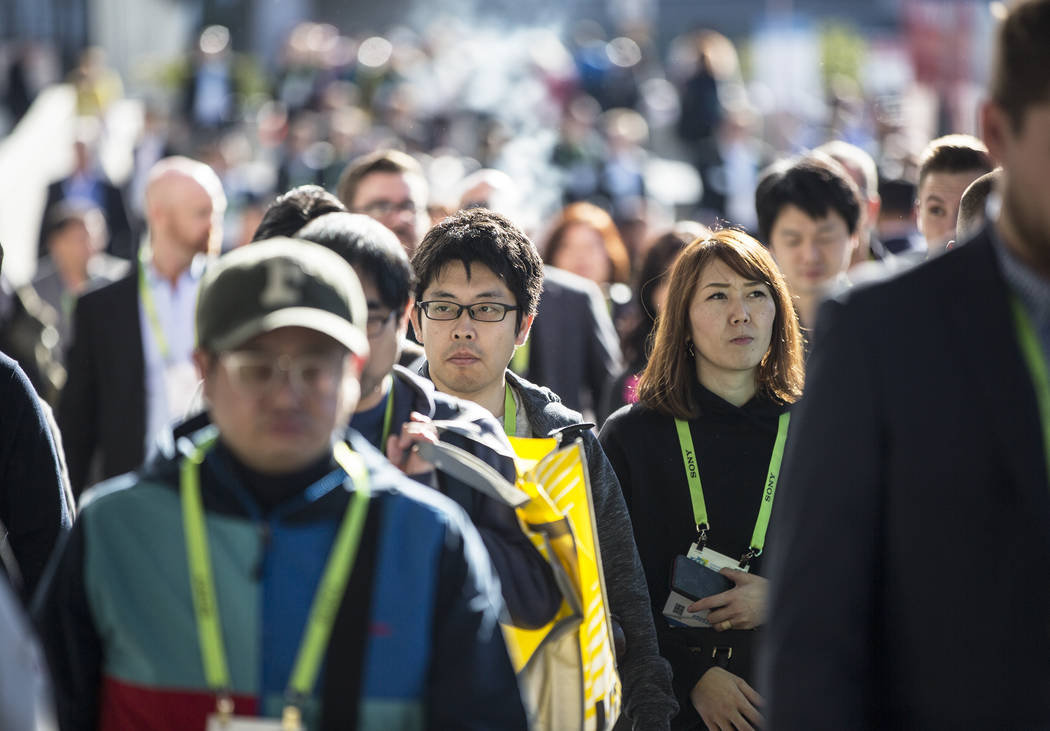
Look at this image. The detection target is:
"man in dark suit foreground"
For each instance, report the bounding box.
[761,1,1050,727]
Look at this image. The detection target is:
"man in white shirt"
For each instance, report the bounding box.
[58,156,226,497]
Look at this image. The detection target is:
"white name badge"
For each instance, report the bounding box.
[206,715,284,731]
[686,544,750,574]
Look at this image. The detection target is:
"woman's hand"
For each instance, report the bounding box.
[385,412,438,475]
[690,667,764,730]
[688,570,768,631]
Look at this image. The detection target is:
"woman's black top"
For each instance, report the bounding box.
[599,381,788,730]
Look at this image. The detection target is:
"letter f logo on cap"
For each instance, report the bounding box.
[260,259,306,307]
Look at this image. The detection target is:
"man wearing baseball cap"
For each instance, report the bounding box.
[34,239,526,730]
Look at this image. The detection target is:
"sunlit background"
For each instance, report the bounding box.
[0,0,1006,284]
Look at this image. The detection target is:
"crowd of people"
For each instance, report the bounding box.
[1,0,1049,728]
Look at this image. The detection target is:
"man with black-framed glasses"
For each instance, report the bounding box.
[410,207,679,731]
[296,212,561,631]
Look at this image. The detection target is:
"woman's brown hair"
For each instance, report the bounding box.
[542,202,631,285]
[636,228,804,418]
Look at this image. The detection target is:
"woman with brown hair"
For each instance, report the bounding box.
[542,202,632,304]
[599,228,804,730]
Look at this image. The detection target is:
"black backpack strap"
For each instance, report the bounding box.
[318,497,385,730]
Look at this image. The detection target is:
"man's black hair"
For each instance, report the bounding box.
[755,156,862,244]
[296,212,414,312]
[251,185,345,242]
[411,208,543,332]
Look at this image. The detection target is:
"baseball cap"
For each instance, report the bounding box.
[196,237,369,356]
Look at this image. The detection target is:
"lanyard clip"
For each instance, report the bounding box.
[739,547,759,569]
[695,523,709,548]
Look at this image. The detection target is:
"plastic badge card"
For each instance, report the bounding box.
[662,546,743,628]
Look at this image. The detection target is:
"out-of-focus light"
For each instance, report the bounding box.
[989,1,1008,20]
[358,36,393,68]
[606,37,642,68]
[199,25,231,55]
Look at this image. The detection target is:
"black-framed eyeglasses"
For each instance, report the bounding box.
[416,300,520,323]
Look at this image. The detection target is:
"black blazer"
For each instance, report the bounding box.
[526,266,622,416]
[57,272,145,497]
[761,227,1050,728]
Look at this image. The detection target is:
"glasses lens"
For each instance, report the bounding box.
[469,303,509,322]
[422,302,462,320]
[223,353,341,396]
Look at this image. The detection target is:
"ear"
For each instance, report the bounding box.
[515,313,536,347]
[409,302,424,343]
[981,101,1008,165]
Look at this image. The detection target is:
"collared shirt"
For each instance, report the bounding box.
[139,256,205,459]
[991,225,1050,366]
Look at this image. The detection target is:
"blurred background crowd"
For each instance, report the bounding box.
[0,0,1002,408]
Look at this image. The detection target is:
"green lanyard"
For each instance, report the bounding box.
[1010,297,1050,485]
[503,383,517,436]
[181,439,371,725]
[138,247,171,362]
[380,375,396,449]
[675,411,790,566]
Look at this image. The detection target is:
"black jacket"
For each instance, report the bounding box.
[57,271,145,497]
[600,385,788,730]
[525,266,622,416]
[0,352,70,599]
[762,227,1050,728]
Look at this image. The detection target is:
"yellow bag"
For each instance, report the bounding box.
[503,435,622,731]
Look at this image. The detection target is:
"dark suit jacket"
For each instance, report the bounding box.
[57,272,145,498]
[38,177,134,260]
[526,266,622,416]
[761,227,1050,728]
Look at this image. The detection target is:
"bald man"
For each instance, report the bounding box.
[58,157,226,496]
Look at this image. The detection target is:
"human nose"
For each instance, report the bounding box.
[269,356,305,402]
[800,240,820,264]
[729,295,752,324]
[451,307,476,340]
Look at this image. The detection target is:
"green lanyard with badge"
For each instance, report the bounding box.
[181,439,371,730]
[662,412,790,629]
[1011,298,1050,485]
[675,412,791,569]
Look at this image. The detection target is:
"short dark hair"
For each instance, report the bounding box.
[917,135,993,190]
[336,149,425,209]
[296,212,415,312]
[755,155,862,244]
[956,168,1001,242]
[411,208,543,332]
[991,0,1050,131]
[251,185,345,242]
